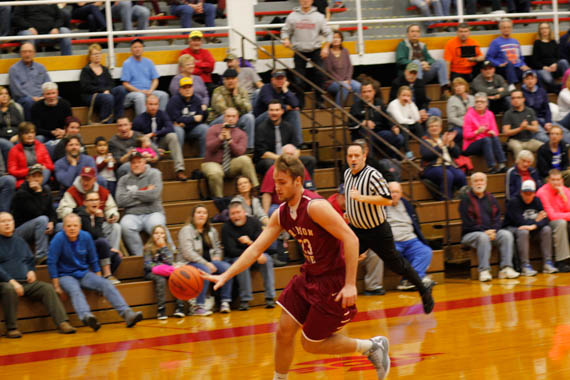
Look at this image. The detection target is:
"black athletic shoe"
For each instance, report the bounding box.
[421,282,435,314]
[82,315,101,332]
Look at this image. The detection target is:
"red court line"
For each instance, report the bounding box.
[1,285,569,366]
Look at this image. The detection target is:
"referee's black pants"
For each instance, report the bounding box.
[351,221,427,294]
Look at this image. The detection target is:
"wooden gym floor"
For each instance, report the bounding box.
[1,275,570,379]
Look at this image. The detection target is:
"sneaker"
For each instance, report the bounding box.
[396,279,416,291]
[366,336,390,380]
[125,311,143,328]
[507,83,516,92]
[82,315,101,332]
[173,307,186,318]
[265,299,276,309]
[405,151,415,160]
[58,321,76,334]
[6,329,22,339]
[220,301,231,313]
[497,163,507,173]
[193,306,213,316]
[421,281,435,314]
[105,275,121,285]
[544,260,559,274]
[556,261,570,272]
[157,308,168,320]
[422,276,436,287]
[479,270,492,282]
[364,287,386,296]
[239,301,250,311]
[521,264,538,277]
[498,266,520,279]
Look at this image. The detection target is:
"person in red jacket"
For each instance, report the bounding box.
[179,31,216,94]
[8,122,54,188]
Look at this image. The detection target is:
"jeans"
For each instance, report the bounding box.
[16,96,35,121]
[124,90,169,116]
[120,212,174,256]
[376,129,405,158]
[18,27,72,56]
[112,0,150,31]
[72,4,106,32]
[188,261,233,305]
[0,5,10,36]
[225,254,275,302]
[422,165,466,199]
[170,3,216,29]
[506,0,530,13]
[463,136,506,168]
[0,138,14,162]
[461,229,515,272]
[255,110,303,147]
[58,271,130,320]
[410,0,443,27]
[82,86,127,123]
[15,215,49,261]
[327,80,362,106]
[185,123,209,157]
[538,59,569,91]
[496,63,525,85]
[94,237,122,272]
[0,175,16,212]
[394,238,433,279]
[210,113,255,149]
[411,59,449,86]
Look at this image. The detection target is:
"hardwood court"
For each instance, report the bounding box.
[1,275,570,379]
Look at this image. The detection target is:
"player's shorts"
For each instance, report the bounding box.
[276,268,358,342]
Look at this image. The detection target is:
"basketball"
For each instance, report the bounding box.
[168,266,204,301]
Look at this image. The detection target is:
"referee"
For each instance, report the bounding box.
[344,142,434,314]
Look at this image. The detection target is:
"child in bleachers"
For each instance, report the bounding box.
[94,136,117,195]
[134,135,158,163]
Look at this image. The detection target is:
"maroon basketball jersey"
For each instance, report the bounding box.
[279,190,346,276]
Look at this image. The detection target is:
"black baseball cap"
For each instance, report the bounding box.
[223,68,238,78]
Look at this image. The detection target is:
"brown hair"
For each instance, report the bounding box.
[143,225,170,253]
[274,154,305,182]
[452,77,470,93]
[188,204,212,247]
[397,85,412,98]
[536,22,554,41]
[18,121,35,139]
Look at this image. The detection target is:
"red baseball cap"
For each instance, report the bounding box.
[80,166,96,179]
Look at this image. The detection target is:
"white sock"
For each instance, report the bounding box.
[273,372,288,380]
[355,339,374,354]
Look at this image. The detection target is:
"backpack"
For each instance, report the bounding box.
[190,169,210,201]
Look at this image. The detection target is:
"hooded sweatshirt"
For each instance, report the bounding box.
[116,166,164,215]
[281,6,332,52]
[57,175,119,220]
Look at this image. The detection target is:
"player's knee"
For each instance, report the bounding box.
[300,336,321,354]
[275,323,296,343]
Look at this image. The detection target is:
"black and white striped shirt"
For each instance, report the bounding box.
[344,165,392,229]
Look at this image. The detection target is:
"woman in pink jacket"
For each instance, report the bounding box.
[463,92,507,174]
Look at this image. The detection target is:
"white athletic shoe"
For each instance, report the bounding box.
[543,261,559,274]
[479,270,492,282]
[498,266,520,279]
[366,336,390,380]
[521,264,538,277]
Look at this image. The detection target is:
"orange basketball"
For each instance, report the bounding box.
[168,266,204,300]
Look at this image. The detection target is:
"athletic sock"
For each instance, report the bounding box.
[273,372,288,380]
[356,339,374,354]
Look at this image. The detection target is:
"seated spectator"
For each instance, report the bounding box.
[254,100,316,178]
[8,122,54,188]
[386,182,434,290]
[166,77,209,158]
[0,212,75,338]
[80,44,126,124]
[71,2,106,32]
[210,69,255,149]
[121,39,169,116]
[420,116,466,199]
[537,126,570,185]
[521,70,554,132]
[396,24,449,94]
[471,60,510,114]
[169,0,216,32]
[143,225,186,319]
[225,53,263,106]
[12,3,72,56]
[0,5,10,37]
[462,93,506,173]
[503,89,548,160]
[11,164,56,265]
[8,43,51,120]
[531,23,569,92]
[116,152,174,256]
[76,191,122,284]
[446,77,474,147]
[111,0,150,32]
[536,169,570,272]
[52,116,85,162]
[54,136,104,190]
[459,172,520,282]
[48,213,143,331]
[108,117,156,179]
[168,54,209,107]
[557,76,570,130]
[254,70,303,148]
[506,150,543,200]
[134,135,158,164]
[504,180,556,276]
[323,30,361,106]
[507,0,530,13]
[0,153,15,213]
[232,176,268,226]
[407,1,443,29]
[31,82,72,144]
[222,201,275,310]
[0,87,23,161]
[486,18,530,88]
[387,85,422,159]
[132,95,188,181]
[443,23,484,82]
[202,108,259,199]
[179,31,216,94]
[93,137,117,195]
[178,205,233,314]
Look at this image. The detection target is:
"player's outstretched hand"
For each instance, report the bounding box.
[335,284,357,308]
[199,271,227,291]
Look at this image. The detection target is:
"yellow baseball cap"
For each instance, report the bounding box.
[179,77,193,87]
[189,30,203,39]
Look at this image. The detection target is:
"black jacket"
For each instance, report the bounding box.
[11,181,57,227]
[12,5,65,34]
[348,97,389,130]
[536,141,570,179]
[389,74,430,110]
[254,118,298,163]
[504,195,549,229]
[76,206,105,240]
[221,216,262,259]
[79,64,115,96]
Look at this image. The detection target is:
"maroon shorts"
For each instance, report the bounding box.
[277,268,358,341]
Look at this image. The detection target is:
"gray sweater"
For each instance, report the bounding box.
[471,73,509,98]
[231,194,268,224]
[115,167,164,215]
[446,94,475,127]
[281,6,332,52]
[178,223,223,265]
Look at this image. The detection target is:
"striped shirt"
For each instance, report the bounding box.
[344,165,392,229]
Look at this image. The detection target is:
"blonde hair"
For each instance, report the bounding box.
[143,225,171,253]
[397,85,412,98]
[452,77,470,93]
[536,22,554,41]
[178,54,195,68]
[88,43,103,57]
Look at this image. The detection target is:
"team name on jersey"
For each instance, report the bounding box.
[287,226,314,238]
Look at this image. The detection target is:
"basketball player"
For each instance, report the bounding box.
[202,154,390,380]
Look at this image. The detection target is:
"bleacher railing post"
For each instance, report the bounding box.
[104,0,115,71]
[457,0,464,23]
[554,0,560,42]
[355,0,365,56]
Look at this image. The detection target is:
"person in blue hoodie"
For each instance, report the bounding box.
[521,70,553,129]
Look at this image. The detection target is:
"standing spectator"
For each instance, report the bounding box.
[222,201,275,310]
[0,87,24,161]
[11,164,56,265]
[8,122,54,188]
[225,53,263,106]
[201,108,258,199]
[210,69,255,149]
[121,39,169,116]
[8,43,51,121]
[323,30,361,106]
[471,60,510,114]
[108,117,156,178]
[48,213,143,331]
[443,23,484,82]
[505,150,543,201]
[12,3,72,56]
[0,153,15,213]
[111,0,150,33]
[537,126,570,185]
[462,93,507,173]
[54,136,102,190]
[116,152,174,256]
[446,77,474,147]
[504,180,556,276]
[486,18,530,89]
[132,95,188,181]
[387,85,422,160]
[459,172,520,282]
[169,54,209,107]
[166,77,209,157]
[531,23,569,92]
[168,0,216,32]
[396,24,450,94]
[521,70,554,132]
[232,176,268,226]
[80,44,126,124]
[30,82,72,144]
[179,31,216,93]
[0,212,76,338]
